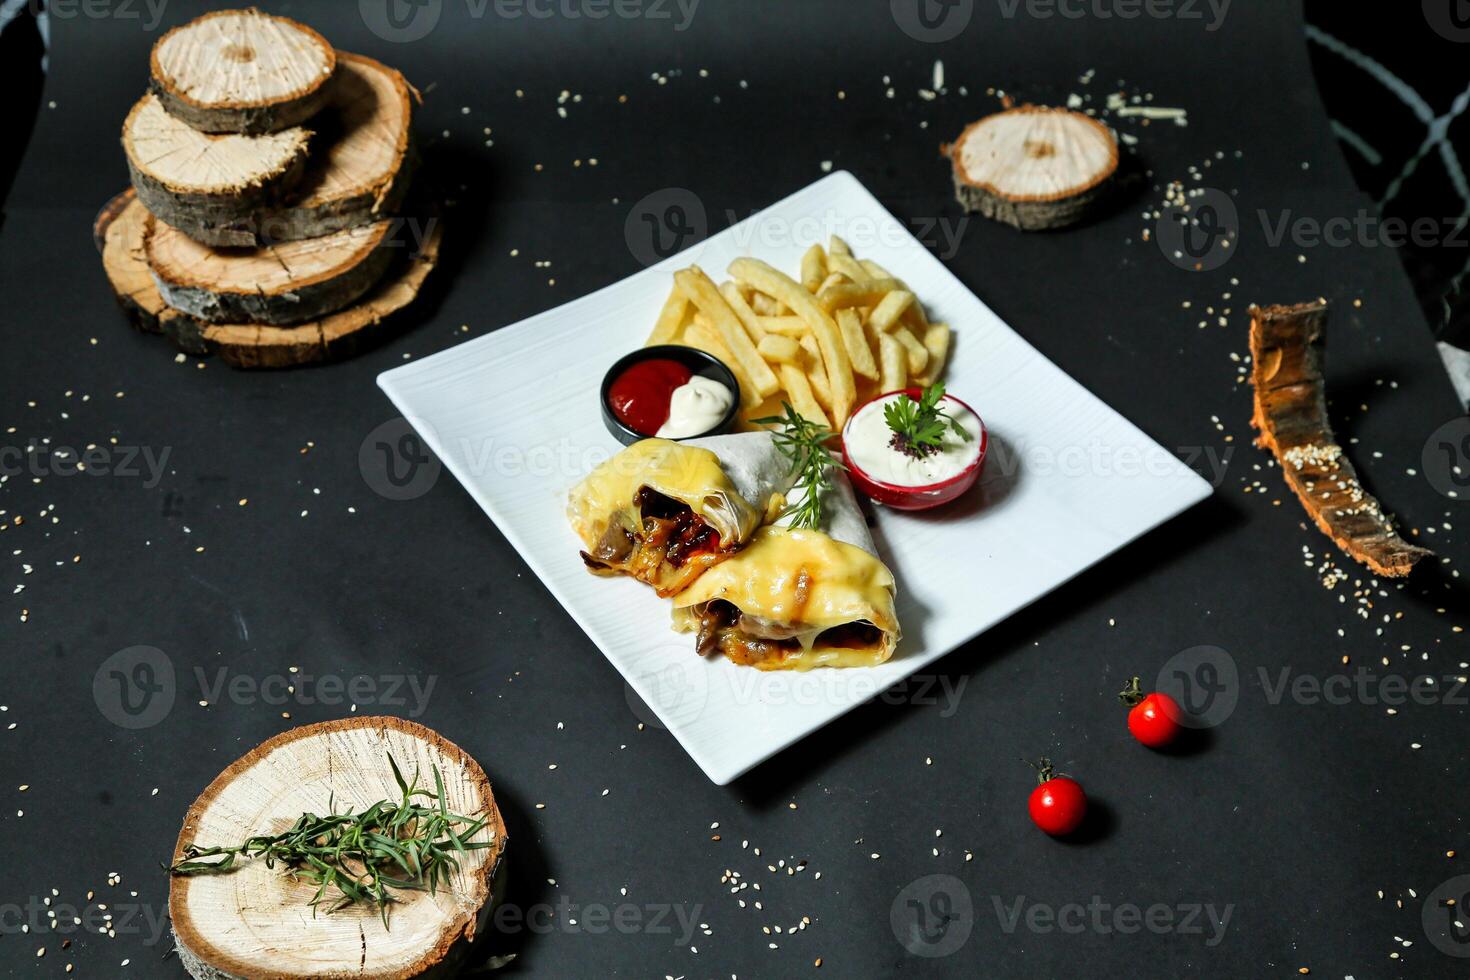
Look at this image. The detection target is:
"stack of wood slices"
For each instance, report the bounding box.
[96,9,440,368]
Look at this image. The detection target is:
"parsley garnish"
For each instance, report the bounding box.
[883,383,970,459]
[751,402,846,531]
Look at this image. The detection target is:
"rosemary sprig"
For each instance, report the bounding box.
[751,402,845,531]
[168,755,493,929]
[883,382,970,458]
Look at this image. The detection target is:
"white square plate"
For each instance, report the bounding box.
[379,172,1211,784]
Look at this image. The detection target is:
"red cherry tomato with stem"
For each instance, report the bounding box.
[1118,676,1184,748]
[1027,758,1087,836]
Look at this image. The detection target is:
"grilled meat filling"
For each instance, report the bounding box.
[692,599,883,666]
[635,487,721,569]
[579,488,728,591]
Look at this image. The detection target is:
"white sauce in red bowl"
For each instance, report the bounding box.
[843,392,983,487]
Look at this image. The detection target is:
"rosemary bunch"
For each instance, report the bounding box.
[752,402,846,531]
[169,756,493,928]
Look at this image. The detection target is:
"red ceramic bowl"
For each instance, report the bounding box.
[841,389,987,511]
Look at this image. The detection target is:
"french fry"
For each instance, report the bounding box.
[922,323,952,381]
[826,252,870,284]
[759,316,808,337]
[720,280,768,345]
[646,288,689,346]
[684,322,762,409]
[816,279,908,313]
[835,308,879,381]
[757,333,802,365]
[800,245,827,293]
[683,319,730,360]
[879,332,907,393]
[778,364,831,428]
[739,394,785,432]
[892,326,930,374]
[860,259,929,330]
[868,290,915,333]
[651,240,948,439]
[902,297,930,333]
[750,293,786,316]
[675,267,779,399]
[860,307,885,357]
[817,272,849,293]
[729,258,855,426]
[798,334,834,411]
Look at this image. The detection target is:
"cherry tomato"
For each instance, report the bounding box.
[1027,759,1087,836]
[1118,676,1183,748]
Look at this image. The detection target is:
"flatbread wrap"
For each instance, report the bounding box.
[671,470,900,670]
[567,433,793,597]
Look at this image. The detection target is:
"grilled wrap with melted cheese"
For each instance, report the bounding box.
[567,434,792,597]
[671,471,900,670]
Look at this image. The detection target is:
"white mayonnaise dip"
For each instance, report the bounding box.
[656,375,735,439]
[844,393,982,486]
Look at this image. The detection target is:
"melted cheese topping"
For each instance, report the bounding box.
[567,439,762,551]
[671,526,900,670]
[748,644,893,670]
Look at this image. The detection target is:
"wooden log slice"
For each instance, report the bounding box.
[225,52,419,247]
[169,717,506,980]
[95,190,173,327]
[96,190,442,369]
[145,212,396,325]
[123,93,311,242]
[944,106,1119,230]
[1249,301,1433,578]
[150,9,337,135]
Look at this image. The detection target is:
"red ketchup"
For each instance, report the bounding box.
[608,359,693,436]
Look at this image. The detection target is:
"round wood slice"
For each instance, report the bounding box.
[945,106,1119,230]
[123,93,311,241]
[96,190,442,369]
[146,212,396,325]
[209,52,419,247]
[150,9,337,135]
[169,717,506,980]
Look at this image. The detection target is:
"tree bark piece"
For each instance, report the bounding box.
[123,92,311,243]
[150,9,337,135]
[96,190,442,368]
[1249,301,1433,578]
[219,52,419,247]
[169,717,506,980]
[944,106,1119,231]
[145,211,396,325]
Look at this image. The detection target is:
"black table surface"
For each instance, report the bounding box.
[2,1,1468,977]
